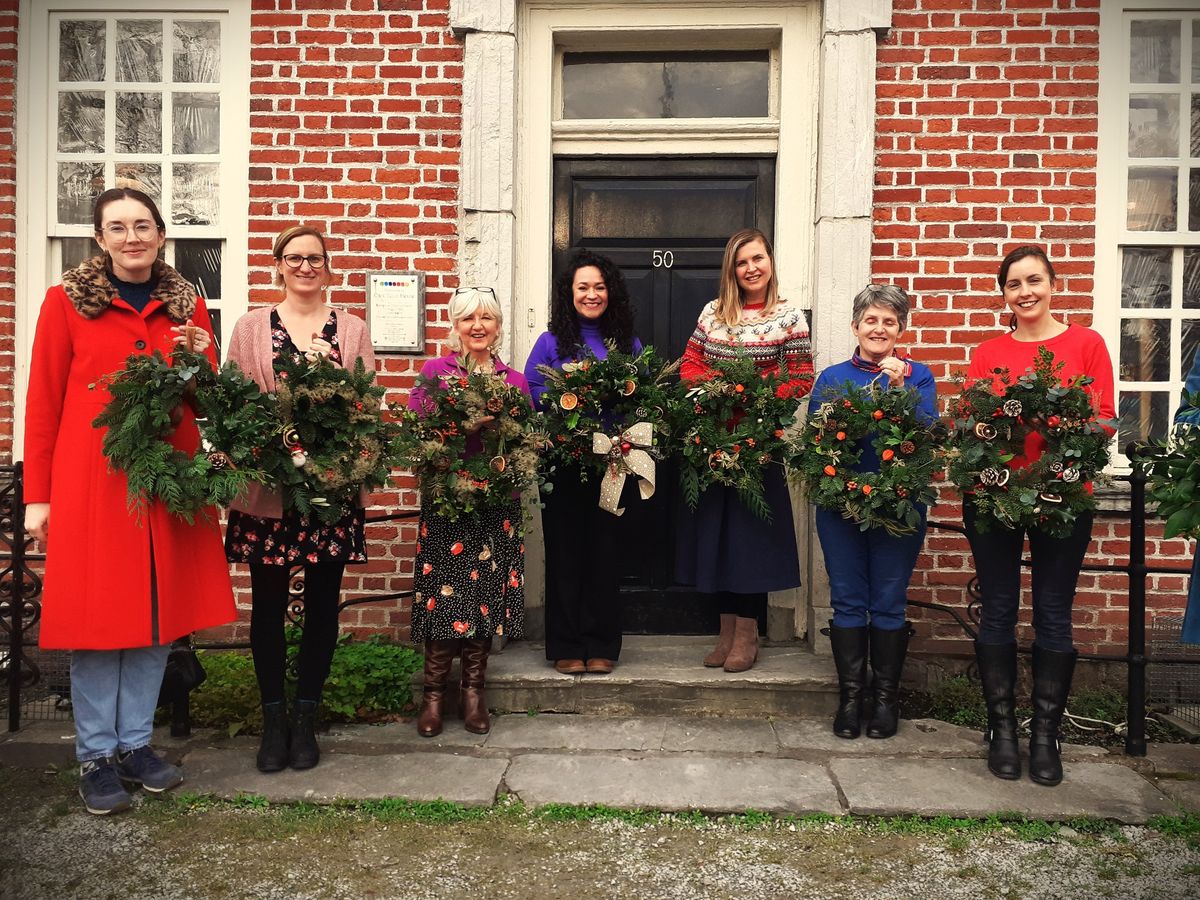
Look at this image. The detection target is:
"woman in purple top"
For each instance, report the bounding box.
[524,250,642,675]
[409,287,531,737]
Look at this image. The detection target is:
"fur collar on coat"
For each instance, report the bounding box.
[61,255,197,323]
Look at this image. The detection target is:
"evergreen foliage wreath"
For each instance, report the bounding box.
[1147,390,1200,540]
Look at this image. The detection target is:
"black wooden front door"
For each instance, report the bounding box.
[551,156,776,633]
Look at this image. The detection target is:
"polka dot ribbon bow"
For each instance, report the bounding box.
[591,421,656,517]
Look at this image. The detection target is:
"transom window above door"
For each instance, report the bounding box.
[561,50,770,119]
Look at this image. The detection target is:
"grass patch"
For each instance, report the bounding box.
[1148,813,1200,847]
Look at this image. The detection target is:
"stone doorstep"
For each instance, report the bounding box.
[472,635,841,717]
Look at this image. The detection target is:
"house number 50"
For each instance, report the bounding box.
[652,250,674,268]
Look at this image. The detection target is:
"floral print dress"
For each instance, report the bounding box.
[224,310,368,566]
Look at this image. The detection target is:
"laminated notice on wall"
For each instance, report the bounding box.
[368,272,424,353]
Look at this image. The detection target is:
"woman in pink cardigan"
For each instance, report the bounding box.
[224,225,376,774]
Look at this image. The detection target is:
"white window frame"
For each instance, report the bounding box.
[15,0,250,454]
[1097,0,1200,468]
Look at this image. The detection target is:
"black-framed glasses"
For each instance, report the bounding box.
[454,286,497,298]
[280,253,327,269]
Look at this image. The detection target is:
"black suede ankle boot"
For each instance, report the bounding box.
[289,699,320,770]
[256,701,290,773]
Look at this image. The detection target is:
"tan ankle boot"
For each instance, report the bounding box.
[722,617,759,673]
[704,614,738,667]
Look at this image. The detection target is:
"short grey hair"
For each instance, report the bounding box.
[446,287,504,353]
[852,284,911,332]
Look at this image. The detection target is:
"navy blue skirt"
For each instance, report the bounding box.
[674,465,801,594]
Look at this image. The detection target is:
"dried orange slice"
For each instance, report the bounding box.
[559,392,579,410]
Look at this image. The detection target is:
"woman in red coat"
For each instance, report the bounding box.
[23,188,235,815]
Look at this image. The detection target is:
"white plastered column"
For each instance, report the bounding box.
[804,0,892,651]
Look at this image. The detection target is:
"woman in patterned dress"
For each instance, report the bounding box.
[677,228,815,672]
[225,225,375,773]
[409,287,531,737]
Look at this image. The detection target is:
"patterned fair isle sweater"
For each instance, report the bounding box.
[680,299,816,392]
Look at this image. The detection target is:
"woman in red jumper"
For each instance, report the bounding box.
[24,188,235,815]
[965,245,1115,787]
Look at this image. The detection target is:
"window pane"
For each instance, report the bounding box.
[115,93,162,153]
[1193,20,1200,83]
[57,92,105,153]
[562,50,769,119]
[173,163,219,225]
[1186,248,1200,308]
[1121,317,1170,381]
[59,20,105,82]
[173,21,220,83]
[1122,246,1172,308]
[1128,167,1178,230]
[117,20,162,82]
[172,92,220,154]
[60,237,95,274]
[1119,391,1169,444]
[57,161,104,225]
[115,162,162,199]
[1183,319,1200,377]
[1129,93,1179,157]
[1131,19,1181,84]
[173,239,221,300]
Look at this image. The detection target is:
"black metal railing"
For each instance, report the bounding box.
[1,448,1194,755]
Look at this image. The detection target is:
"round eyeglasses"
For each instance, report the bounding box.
[101,222,159,241]
[280,254,328,270]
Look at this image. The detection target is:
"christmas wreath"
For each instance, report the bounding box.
[272,353,401,523]
[1147,390,1200,540]
[946,346,1112,537]
[536,345,679,514]
[396,364,549,522]
[675,356,807,522]
[92,348,275,521]
[790,381,944,536]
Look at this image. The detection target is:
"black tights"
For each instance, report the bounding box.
[714,591,766,621]
[250,562,346,704]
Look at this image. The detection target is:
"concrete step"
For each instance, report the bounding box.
[482,635,839,718]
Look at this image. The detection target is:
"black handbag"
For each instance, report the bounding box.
[157,636,206,707]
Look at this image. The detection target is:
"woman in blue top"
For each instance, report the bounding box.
[524,249,642,674]
[811,284,937,739]
[1175,348,1200,645]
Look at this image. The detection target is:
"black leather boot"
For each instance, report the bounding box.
[1029,644,1076,787]
[866,624,909,739]
[289,699,320,770]
[256,701,290,773]
[829,624,869,739]
[975,641,1021,780]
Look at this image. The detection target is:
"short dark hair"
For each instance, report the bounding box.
[997,245,1055,290]
[93,187,166,233]
[549,249,637,356]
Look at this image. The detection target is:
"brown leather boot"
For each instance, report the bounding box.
[703,614,738,667]
[417,640,460,737]
[722,617,759,673]
[459,638,492,735]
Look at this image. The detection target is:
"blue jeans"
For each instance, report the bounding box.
[816,507,926,631]
[71,645,170,762]
[963,499,1093,652]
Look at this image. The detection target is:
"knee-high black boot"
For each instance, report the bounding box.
[866,624,909,739]
[975,641,1021,780]
[829,625,869,739]
[1029,644,1076,787]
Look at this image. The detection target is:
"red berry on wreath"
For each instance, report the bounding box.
[621,441,632,454]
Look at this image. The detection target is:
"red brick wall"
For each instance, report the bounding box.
[201,0,462,643]
[877,0,1190,659]
[0,2,18,461]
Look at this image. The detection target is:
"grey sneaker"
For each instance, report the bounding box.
[79,757,132,815]
[116,746,184,793]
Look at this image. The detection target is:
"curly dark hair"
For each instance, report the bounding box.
[549,249,637,356]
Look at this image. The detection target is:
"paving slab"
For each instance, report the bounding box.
[0,720,77,767]
[831,757,1177,823]
[1146,742,1200,776]
[323,721,488,753]
[773,718,983,758]
[661,718,779,754]
[181,747,506,806]
[1154,776,1200,813]
[486,715,666,751]
[505,752,841,815]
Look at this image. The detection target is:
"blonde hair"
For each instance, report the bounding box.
[272,225,335,288]
[446,287,504,353]
[714,228,780,327]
